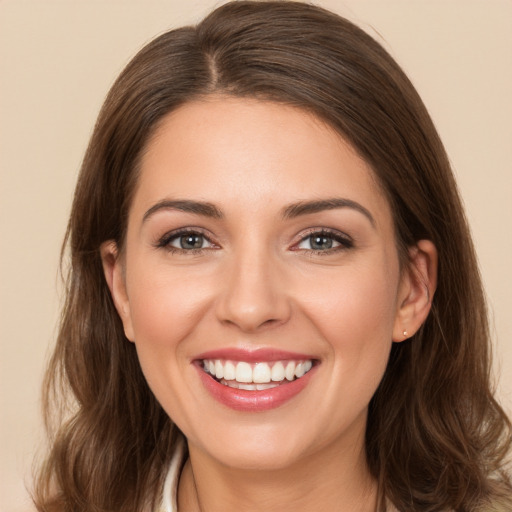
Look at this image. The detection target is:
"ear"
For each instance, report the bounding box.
[100,240,135,342]
[392,240,438,342]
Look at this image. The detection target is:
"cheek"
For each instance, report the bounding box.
[123,263,217,417]
[300,262,399,342]
[299,261,399,399]
[126,262,214,348]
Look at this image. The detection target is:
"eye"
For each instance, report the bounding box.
[295,230,353,252]
[157,229,216,252]
[171,232,209,250]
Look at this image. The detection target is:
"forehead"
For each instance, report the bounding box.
[133,96,392,226]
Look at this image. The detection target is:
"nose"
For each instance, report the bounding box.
[215,247,292,333]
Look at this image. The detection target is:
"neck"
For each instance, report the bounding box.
[177,420,377,512]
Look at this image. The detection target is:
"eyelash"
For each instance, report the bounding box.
[155,228,354,255]
[292,229,354,255]
[156,228,215,254]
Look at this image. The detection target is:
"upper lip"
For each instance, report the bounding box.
[194,347,317,363]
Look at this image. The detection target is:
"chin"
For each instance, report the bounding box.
[209,441,305,472]
[189,422,313,471]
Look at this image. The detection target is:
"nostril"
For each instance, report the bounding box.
[221,315,285,332]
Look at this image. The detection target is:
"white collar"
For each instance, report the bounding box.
[160,437,186,512]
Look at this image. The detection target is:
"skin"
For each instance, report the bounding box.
[101,96,437,512]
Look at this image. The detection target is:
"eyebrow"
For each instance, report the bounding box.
[143,199,224,222]
[282,198,375,226]
[142,197,375,226]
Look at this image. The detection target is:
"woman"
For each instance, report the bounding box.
[34,1,512,511]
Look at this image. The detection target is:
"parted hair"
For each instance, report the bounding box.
[34,2,512,511]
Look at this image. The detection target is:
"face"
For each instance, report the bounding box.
[104,97,420,472]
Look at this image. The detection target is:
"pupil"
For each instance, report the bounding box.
[311,235,332,250]
[181,234,203,249]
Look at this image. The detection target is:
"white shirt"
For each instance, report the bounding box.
[160,438,186,512]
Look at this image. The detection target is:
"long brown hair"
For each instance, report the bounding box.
[34,2,512,511]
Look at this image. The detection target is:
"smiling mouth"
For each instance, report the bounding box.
[201,359,315,391]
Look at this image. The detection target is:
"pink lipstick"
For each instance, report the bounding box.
[194,348,318,412]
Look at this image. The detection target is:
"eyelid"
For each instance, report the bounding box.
[291,228,354,252]
[155,227,219,252]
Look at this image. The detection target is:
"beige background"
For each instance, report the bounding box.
[1,1,511,511]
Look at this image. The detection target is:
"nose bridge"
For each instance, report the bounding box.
[216,238,290,332]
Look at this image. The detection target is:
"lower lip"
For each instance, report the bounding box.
[195,364,316,412]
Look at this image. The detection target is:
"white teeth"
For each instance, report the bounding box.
[253,363,271,383]
[256,382,280,390]
[285,361,296,381]
[271,361,285,382]
[223,361,236,380]
[220,380,281,391]
[235,362,253,383]
[202,358,314,386]
[214,360,224,379]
